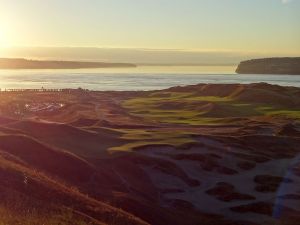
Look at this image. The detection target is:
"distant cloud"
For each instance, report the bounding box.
[281,0,293,4]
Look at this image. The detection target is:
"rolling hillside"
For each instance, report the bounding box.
[0,83,300,225]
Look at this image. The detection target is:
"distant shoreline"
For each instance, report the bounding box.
[236,57,300,75]
[0,58,136,69]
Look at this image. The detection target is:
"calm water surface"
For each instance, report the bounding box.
[0,66,299,91]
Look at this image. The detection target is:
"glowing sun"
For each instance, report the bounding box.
[0,27,10,47]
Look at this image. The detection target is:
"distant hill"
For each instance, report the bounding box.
[0,58,136,69]
[236,57,300,75]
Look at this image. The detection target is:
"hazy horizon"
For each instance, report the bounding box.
[0,47,299,65]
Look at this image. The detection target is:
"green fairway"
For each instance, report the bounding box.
[122,91,300,126]
[108,129,197,153]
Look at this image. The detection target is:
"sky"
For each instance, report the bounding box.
[0,0,299,64]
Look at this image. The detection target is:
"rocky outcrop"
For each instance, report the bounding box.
[236,58,300,75]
